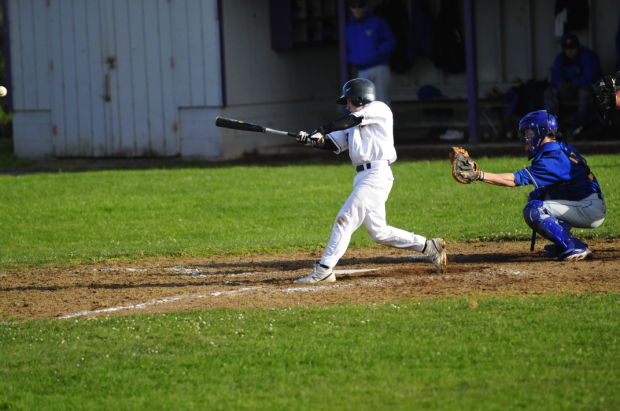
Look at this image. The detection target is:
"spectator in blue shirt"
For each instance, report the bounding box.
[475,110,606,261]
[544,33,602,137]
[346,0,396,104]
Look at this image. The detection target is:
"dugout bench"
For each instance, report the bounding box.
[391,98,581,144]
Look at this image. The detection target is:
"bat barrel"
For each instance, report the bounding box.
[215,117,265,133]
[215,116,297,138]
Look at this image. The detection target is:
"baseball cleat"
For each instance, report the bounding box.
[544,239,589,258]
[560,248,593,261]
[294,263,336,284]
[424,238,447,273]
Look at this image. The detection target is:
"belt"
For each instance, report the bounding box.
[355,160,390,173]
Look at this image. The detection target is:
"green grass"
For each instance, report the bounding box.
[1,153,619,409]
[1,154,619,269]
[0,138,31,170]
[1,295,618,410]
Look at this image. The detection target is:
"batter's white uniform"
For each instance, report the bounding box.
[319,100,427,268]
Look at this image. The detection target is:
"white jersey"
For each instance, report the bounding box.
[327,101,397,166]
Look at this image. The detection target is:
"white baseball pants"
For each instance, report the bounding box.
[319,163,426,268]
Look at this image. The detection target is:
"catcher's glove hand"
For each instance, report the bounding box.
[596,71,620,112]
[449,147,484,184]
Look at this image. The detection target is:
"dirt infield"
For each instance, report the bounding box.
[2,240,619,321]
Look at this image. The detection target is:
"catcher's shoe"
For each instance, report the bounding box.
[560,248,592,262]
[294,263,336,284]
[544,239,589,258]
[424,238,447,273]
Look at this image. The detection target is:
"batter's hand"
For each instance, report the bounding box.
[296,131,310,144]
[296,131,324,147]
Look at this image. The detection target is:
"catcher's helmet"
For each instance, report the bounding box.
[337,78,376,106]
[518,110,558,159]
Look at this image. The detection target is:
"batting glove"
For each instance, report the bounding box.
[296,131,324,147]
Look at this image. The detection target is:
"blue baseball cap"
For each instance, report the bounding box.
[417,84,444,101]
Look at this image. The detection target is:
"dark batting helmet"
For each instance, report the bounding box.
[336,78,376,106]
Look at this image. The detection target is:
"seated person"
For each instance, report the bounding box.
[543,33,602,137]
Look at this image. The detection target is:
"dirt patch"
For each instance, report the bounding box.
[2,240,619,321]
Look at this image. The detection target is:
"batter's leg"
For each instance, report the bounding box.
[363,198,446,273]
[319,191,367,268]
[363,204,426,250]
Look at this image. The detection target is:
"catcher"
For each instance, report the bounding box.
[450,109,606,261]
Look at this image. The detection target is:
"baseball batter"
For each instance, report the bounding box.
[293,78,446,284]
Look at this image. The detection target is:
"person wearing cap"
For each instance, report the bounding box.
[346,0,396,105]
[544,32,602,137]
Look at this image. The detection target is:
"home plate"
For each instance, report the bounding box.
[333,268,380,274]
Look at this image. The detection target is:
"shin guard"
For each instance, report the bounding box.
[523,201,578,253]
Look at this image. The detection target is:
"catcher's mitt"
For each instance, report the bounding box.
[449,147,483,184]
[595,73,618,112]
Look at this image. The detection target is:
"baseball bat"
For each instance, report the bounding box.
[215,117,298,138]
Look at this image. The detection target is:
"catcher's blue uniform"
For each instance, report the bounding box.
[513,141,602,201]
[513,141,606,260]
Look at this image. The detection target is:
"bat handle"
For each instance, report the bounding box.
[264,128,298,138]
[530,229,536,252]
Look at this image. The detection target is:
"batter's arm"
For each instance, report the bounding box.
[316,114,363,134]
[297,114,361,150]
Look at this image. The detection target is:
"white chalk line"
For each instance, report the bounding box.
[95,266,383,278]
[62,266,533,319]
[174,267,382,277]
[93,267,148,273]
[334,268,381,274]
[58,275,396,319]
[58,288,261,319]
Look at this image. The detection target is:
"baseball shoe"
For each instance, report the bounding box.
[544,239,589,258]
[424,238,447,273]
[294,262,336,284]
[559,248,593,262]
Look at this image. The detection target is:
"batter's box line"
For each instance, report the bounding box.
[57,274,401,319]
[57,289,259,319]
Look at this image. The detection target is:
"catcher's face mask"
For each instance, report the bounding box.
[519,128,536,150]
[518,110,558,159]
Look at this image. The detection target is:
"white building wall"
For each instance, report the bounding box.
[9,0,224,159]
